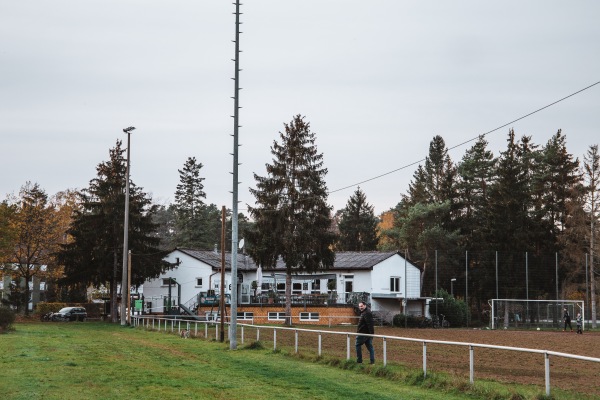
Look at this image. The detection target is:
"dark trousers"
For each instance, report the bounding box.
[564,320,572,330]
[355,335,374,363]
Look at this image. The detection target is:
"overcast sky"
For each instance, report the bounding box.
[2,1,599,215]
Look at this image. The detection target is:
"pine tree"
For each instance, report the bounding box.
[173,157,209,248]
[456,136,496,249]
[57,140,167,322]
[337,187,379,251]
[247,115,335,325]
[485,130,540,299]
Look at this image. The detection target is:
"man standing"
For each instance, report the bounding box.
[563,307,573,332]
[356,301,375,364]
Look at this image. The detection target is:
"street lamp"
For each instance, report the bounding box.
[451,278,457,297]
[121,126,135,326]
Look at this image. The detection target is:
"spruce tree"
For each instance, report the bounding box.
[337,187,379,251]
[57,140,167,322]
[173,157,209,248]
[485,130,538,299]
[248,115,335,325]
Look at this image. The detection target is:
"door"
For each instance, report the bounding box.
[344,276,354,302]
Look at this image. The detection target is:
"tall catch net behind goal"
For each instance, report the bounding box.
[489,299,584,330]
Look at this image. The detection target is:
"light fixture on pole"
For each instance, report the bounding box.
[451,278,457,297]
[120,126,135,326]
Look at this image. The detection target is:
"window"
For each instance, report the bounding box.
[268,312,286,321]
[276,282,285,293]
[299,312,319,321]
[390,277,400,292]
[162,278,176,286]
[195,278,203,287]
[292,282,302,294]
[312,279,321,293]
[237,312,254,320]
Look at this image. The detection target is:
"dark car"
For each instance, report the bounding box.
[52,307,87,322]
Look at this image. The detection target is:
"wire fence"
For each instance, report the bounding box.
[413,250,596,325]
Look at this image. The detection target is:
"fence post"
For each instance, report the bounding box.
[347,334,351,360]
[545,353,551,397]
[423,342,427,378]
[318,334,322,356]
[295,330,298,353]
[241,326,244,344]
[469,345,474,384]
[257,327,260,342]
[205,323,208,338]
[383,338,387,366]
[273,329,277,351]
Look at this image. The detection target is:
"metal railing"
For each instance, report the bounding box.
[132,315,600,397]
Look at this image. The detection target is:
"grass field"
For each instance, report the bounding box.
[0,322,598,400]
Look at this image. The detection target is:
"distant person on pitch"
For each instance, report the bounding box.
[563,307,573,332]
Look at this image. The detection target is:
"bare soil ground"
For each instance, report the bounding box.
[267,326,600,397]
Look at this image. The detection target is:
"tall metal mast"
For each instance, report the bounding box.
[229,0,242,350]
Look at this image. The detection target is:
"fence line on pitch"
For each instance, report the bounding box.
[132,315,600,397]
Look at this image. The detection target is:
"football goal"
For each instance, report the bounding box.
[489,299,584,330]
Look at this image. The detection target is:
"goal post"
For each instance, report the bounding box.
[489,299,584,330]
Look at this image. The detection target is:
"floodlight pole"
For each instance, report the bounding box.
[121,126,135,326]
[229,0,242,349]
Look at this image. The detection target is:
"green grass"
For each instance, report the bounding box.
[0,323,584,400]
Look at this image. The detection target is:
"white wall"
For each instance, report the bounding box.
[370,254,421,298]
[143,250,231,312]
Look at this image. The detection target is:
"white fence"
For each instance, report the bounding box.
[132,315,600,397]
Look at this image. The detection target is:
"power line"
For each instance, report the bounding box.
[239,80,599,213]
[328,80,600,195]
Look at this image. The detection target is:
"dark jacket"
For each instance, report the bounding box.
[357,307,375,335]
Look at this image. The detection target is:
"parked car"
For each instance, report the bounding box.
[52,307,87,322]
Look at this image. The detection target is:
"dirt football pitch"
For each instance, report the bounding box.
[326,326,600,397]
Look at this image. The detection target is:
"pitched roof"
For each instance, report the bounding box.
[175,248,401,272]
[176,248,256,272]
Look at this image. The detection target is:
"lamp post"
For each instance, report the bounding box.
[451,278,457,297]
[121,126,135,326]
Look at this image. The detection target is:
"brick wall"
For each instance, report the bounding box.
[196,304,358,326]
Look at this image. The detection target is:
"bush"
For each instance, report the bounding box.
[392,313,420,328]
[0,306,16,333]
[430,289,469,327]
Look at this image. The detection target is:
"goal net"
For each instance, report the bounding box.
[489,299,584,330]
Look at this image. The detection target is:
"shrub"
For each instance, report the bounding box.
[430,289,469,327]
[392,313,420,328]
[0,306,16,333]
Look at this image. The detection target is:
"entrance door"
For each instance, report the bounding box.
[344,276,354,302]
